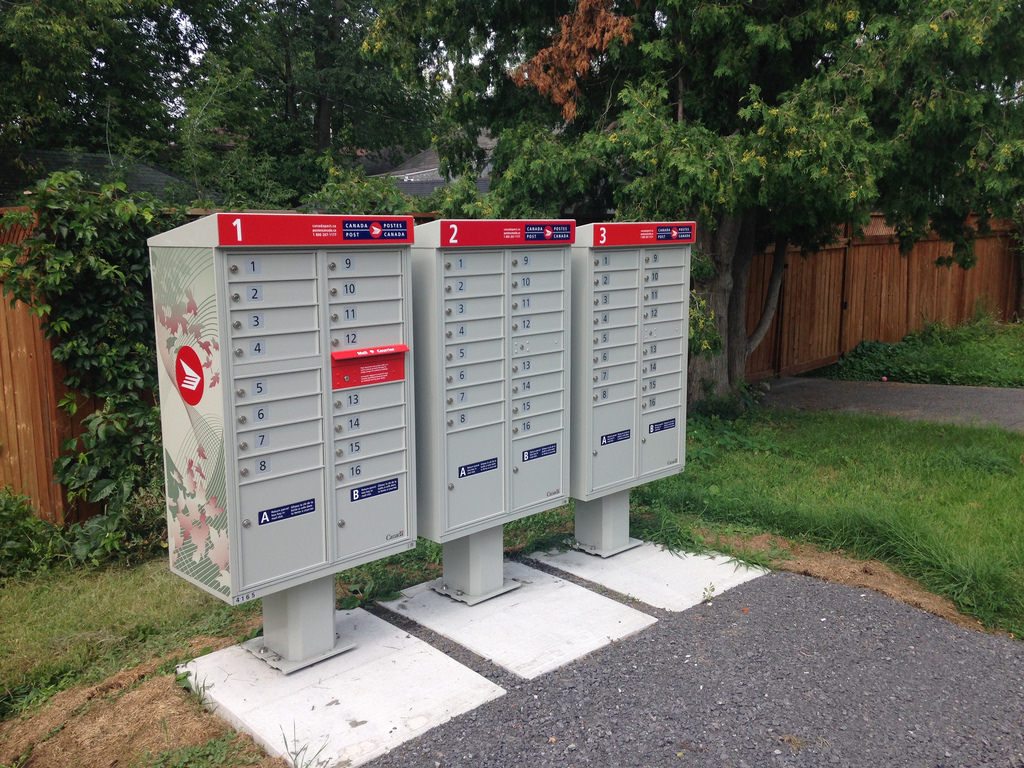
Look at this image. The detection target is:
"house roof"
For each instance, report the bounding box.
[379,136,495,197]
[0,149,186,203]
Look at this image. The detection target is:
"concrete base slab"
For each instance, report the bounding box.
[381,561,657,679]
[528,541,768,612]
[180,608,505,768]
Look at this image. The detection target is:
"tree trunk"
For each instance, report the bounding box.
[687,213,744,403]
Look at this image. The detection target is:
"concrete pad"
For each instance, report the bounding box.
[181,608,505,768]
[381,561,657,679]
[528,541,767,611]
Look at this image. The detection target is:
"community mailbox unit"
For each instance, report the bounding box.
[148,212,416,669]
[412,219,574,603]
[570,222,695,556]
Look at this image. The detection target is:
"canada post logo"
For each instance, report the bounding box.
[174,346,204,406]
[343,219,408,240]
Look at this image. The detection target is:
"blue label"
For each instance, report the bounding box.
[257,498,315,525]
[342,220,409,240]
[458,457,498,478]
[600,429,631,446]
[350,477,399,502]
[648,418,677,433]
[656,225,693,241]
[522,443,557,462]
[524,222,572,241]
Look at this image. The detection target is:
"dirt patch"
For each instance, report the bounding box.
[0,670,286,768]
[706,530,990,633]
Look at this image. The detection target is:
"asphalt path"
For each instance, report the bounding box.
[367,570,1024,767]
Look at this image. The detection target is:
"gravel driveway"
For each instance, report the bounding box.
[367,572,1024,767]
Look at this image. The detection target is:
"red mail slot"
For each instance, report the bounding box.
[331,344,409,389]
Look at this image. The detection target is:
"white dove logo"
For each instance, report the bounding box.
[180,360,201,391]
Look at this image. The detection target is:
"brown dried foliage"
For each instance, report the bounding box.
[512,0,633,121]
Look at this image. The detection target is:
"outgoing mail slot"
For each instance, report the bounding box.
[446,317,503,343]
[512,250,563,272]
[330,299,403,328]
[445,338,504,366]
[230,279,317,308]
[512,330,564,357]
[593,361,637,386]
[511,390,562,417]
[511,351,563,377]
[594,380,636,404]
[643,282,686,305]
[331,428,403,462]
[592,289,638,311]
[332,381,405,413]
[512,271,562,293]
[237,419,322,456]
[593,325,638,348]
[331,344,408,389]
[333,404,406,437]
[593,307,638,328]
[444,295,500,321]
[512,291,563,315]
[643,320,685,341]
[226,251,317,281]
[328,250,401,276]
[642,335,684,359]
[444,273,503,296]
[447,359,504,388]
[642,302,685,324]
[234,368,321,403]
[328,275,403,302]
[512,311,562,336]
[335,449,406,487]
[231,330,320,364]
[512,409,562,437]
[236,393,321,429]
[331,323,405,351]
[239,443,324,484]
[593,344,636,367]
[641,355,683,377]
[446,401,504,433]
[511,370,563,397]
[443,251,504,275]
[643,266,686,286]
[446,380,504,410]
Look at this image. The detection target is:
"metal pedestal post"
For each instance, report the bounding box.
[432,525,521,605]
[574,490,642,558]
[242,575,354,674]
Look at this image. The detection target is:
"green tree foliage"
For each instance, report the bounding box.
[379,0,1024,395]
[0,172,182,519]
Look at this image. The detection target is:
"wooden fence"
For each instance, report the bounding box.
[746,216,1021,379]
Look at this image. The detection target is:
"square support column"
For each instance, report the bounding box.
[574,490,642,558]
[433,525,520,605]
[243,575,354,674]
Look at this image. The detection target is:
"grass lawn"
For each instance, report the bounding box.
[3,409,1022,722]
[816,316,1024,387]
[638,411,1024,635]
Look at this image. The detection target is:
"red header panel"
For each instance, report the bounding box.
[592,221,697,247]
[439,219,575,248]
[216,213,414,247]
[331,345,409,390]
